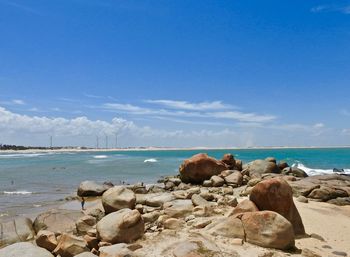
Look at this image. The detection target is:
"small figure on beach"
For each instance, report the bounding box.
[81,197,85,210]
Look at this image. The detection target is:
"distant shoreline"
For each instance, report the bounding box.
[1,145,350,154]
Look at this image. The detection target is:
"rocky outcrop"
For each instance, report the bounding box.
[224,171,243,187]
[229,199,259,216]
[77,181,113,197]
[99,243,135,257]
[53,233,89,257]
[179,153,227,184]
[250,178,305,236]
[240,211,295,250]
[33,209,83,234]
[0,217,35,247]
[97,208,144,244]
[76,215,97,236]
[102,186,136,214]
[0,242,54,257]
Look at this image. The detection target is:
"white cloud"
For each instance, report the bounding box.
[207,111,276,123]
[145,100,232,111]
[12,99,26,105]
[102,101,275,123]
[311,5,350,14]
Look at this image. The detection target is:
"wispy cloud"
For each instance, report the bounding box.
[145,100,233,111]
[311,4,350,14]
[0,0,42,15]
[0,99,26,106]
[84,93,105,99]
[102,101,276,123]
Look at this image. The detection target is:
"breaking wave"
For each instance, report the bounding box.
[144,158,158,163]
[292,162,350,176]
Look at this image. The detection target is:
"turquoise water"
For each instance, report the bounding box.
[0,148,350,218]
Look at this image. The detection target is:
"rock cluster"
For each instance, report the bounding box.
[0,152,348,257]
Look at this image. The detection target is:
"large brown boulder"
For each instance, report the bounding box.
[0,217,35,247]
[77,181,113,197]
[241,211,295,250]
[102,186,136,214]
[179,153,227,184]
[250,178,305,236]
[35,230,58,252]
[247,160,280,176]
[221,153,236,169]
[229,199,259,216]
[96,208,144,244]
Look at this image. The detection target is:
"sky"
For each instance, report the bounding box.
[0,0,350,148]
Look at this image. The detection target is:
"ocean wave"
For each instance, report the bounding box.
[292,162,350,176]
[3,190,33,195]
[144,158,158,163]
[93,155,108,159]
[0,153,51,158]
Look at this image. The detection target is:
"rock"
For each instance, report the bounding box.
[147,184,166,193]
[102,186,136,214]
[191,194,210,206]
[96,208,144,244]
[189,218,212,229]
[241,211,295,250]
[250,178,305,236]
[265,157,277,163]
[282,167,308,178]
[224,171,243,187]
[77,181,113,197]
[278,161,289,170]
[235,159,243,171]
[53,233,89,257]
[308,186,348,201]
[288,180,320,197]
[301,248,321,257]
[247,177,262,187]
[179,153,227,184]
[199,191,214,201]
[210,175,225,187]
[220,169,234,177]
[99,243,134,257]
[205,217,245,239]
[164,181,176,190]
[297,196,309,203]
[142,211,161,223]
[221,154,236,169]
[202,180,213,187]
[226,196,238,207]
[35,230,58,252]
[232,238,243,245]
[33,209,83,234]
[0,242,54,257]
[186,187,201,198]
[74,253,98,257]
[163,218,185,229]
[327,197,350,205]
[83,234,98,251]
[144,192,175,207]
[76,215,96,236]
[164,200,194,218]
[247,160,280,176]
[332,251,348,256]
[84,208,105,221]
[229,199,259,216]
[193,206,212,217]
[0,217,35,247]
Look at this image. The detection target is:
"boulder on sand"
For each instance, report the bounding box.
[53,233,89,257]
[240,211,295,250]
[179,153,227,184]
[35,230,58,252]
[102,186,136,214]
[250,178,305,236]
[77,181,113,197]
[96,208,144,244]
[221,153,236,169]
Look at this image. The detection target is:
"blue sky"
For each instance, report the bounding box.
[0,0,350,147]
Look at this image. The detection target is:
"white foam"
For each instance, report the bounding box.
[144,158,158,163]
[292,162,350,176]
[0,153,49,158]
[3,191,33,195]
[93,155,108,159]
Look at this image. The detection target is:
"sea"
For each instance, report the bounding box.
[1,148,350,219]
